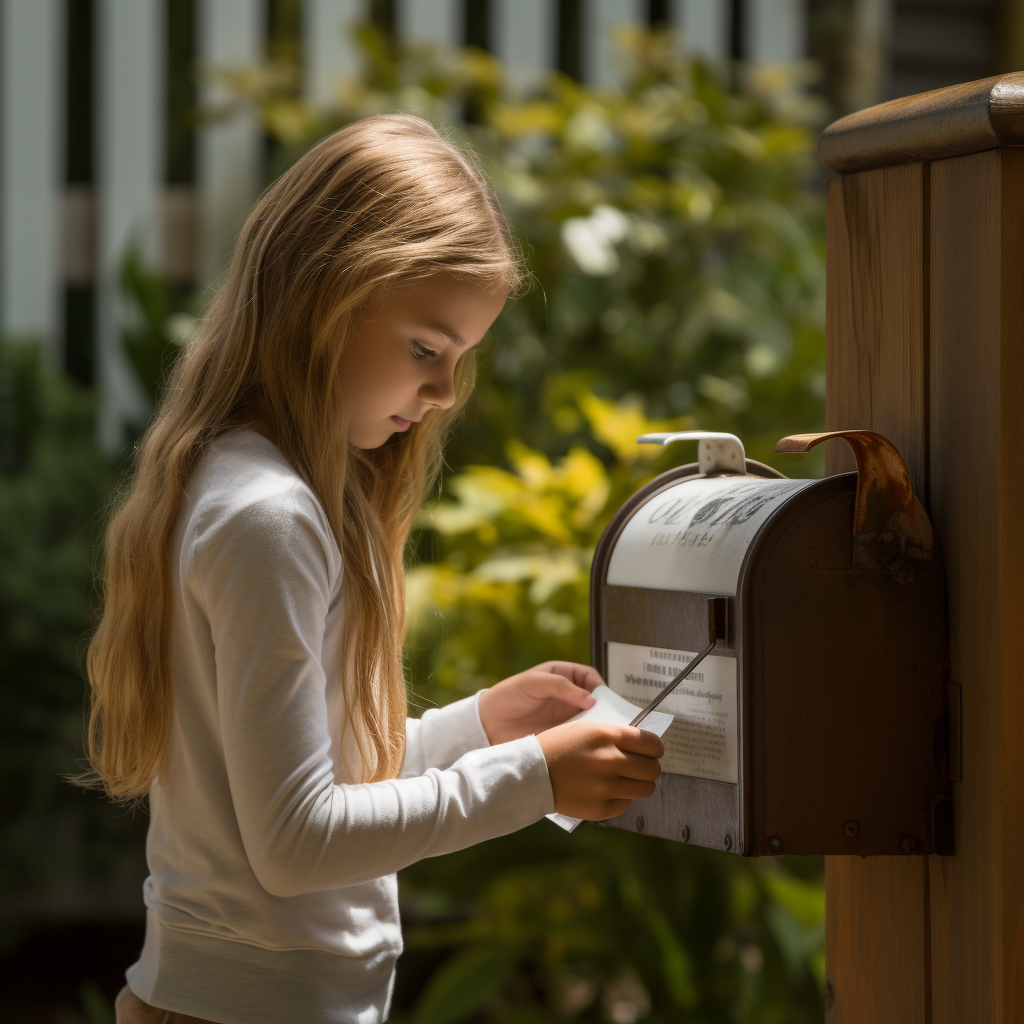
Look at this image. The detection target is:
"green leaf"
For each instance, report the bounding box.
[79,981,115,1024]
[412,945,515,1024]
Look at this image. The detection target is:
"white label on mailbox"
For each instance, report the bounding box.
[606,641,739,784]
[606,476,815,596]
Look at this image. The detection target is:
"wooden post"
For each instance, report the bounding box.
[588,0,644,86]
[304,0,360,108]
[493,0,550,94]
[395,0,460,48]
[819,73,1024,1023]
[96,0,164,451]
[0,0,63,356]
[197,0,263,288]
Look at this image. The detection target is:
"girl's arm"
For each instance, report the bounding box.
[193,490,554,899]
[402,695,490,778]
[404,661,605,774]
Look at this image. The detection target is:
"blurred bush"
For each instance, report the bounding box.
[0,259,194,949]
[0,340,147,948]
[231,25,827,471]
[407,390,678,696]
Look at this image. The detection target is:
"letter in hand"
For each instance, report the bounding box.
[478,661,602,744]
[538,720,665,824]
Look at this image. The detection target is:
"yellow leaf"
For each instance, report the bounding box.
[507,440,552,491]
[577,392,682,464]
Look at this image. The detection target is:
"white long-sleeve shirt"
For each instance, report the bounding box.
[125,428,555,1023]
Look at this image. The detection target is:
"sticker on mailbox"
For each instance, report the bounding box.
[606,641,738,784]
[606,476,815,595]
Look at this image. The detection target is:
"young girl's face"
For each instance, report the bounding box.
[340,272,507,449]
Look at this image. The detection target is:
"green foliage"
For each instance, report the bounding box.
[0,340,147,945]
[412,945,517,1024]
[77,981,116,1024]
[119,246,196,409]
[237,25,827,472]
[396,827,824,1024]
[407,391,680,698]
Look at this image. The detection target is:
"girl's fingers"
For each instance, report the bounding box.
[536,661,604,693]
[612,750,663,782]
[533,672,596,709]
[607,725,666,760]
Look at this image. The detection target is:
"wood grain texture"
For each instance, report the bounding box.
[998,150,1024,1024]
[823,161,930,1024]
[824,164,928,491]
[826,857,930,1022]
[819,72,1024,174]
[927,147,1024,1024]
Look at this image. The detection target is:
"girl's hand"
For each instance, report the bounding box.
[537,721,664,820]
[477,661,603,744]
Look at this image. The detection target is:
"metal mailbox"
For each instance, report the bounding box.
[591,428,953,856]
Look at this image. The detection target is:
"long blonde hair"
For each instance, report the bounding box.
[82,114,526,803]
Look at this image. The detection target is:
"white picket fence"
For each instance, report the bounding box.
[0,0,806,448]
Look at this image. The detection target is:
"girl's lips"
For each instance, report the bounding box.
[390,416,412,430]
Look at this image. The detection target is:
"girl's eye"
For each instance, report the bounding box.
[412,340,437,360]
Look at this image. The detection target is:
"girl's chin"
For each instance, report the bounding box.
[348,422,409,449]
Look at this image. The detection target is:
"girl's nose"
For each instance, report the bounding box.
[421,367,457,410]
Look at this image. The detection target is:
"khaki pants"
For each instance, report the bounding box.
[115,985,219,1024]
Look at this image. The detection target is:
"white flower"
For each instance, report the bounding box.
[561,204,630,276]
[564,108,616,153]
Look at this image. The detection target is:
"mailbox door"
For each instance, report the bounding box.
[739,474,950,855]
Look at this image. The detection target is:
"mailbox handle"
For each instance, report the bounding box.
[638,431,746,475]
[774,429,936,580]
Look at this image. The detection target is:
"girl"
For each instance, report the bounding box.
[83,114,664,1024]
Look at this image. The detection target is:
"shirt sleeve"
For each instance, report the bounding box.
[403,692,491,778]
[193,489,554,900]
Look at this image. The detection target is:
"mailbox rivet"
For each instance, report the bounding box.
[891,561,916,585]
[768,835,782,851]
[901,835,919,854]
[843,819,860,838]
[636,816,645,833]
[680,825,690,843]
[723,834,733,851]
[881,530,895,544]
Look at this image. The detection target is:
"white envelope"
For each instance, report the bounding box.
[546,684,674,833]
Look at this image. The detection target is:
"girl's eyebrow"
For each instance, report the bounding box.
[416,321,465,347]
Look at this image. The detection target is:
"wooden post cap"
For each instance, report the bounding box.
[819,71,1024,174]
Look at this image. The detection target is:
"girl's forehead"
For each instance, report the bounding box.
[385,274,508,331]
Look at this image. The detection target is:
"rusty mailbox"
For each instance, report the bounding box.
[591,429,953,856]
